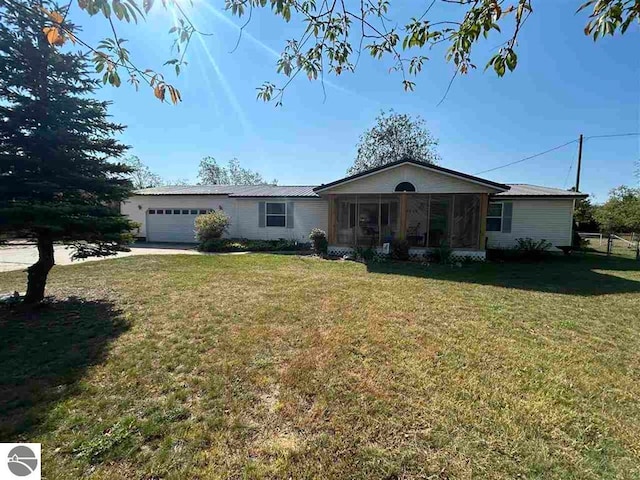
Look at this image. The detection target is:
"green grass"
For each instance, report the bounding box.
[586,241,639,260]
[1,252,640,479]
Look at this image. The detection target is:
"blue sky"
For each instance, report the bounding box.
[78,1,638,202]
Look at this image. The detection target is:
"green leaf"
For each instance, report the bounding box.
[101,1,111,17]
[505,50,517,71]
[113,1,125,20]
[576,0,597,13]
[494,57,505,76]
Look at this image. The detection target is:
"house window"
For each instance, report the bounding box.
[395,181,416,192]
[486,202,502,231]
[266,202,286,227]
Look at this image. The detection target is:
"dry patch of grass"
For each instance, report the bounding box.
[1,253,639,479]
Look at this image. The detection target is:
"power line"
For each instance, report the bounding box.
[473,132,640,176]
[473,139,578,175]
[585,132,640,140]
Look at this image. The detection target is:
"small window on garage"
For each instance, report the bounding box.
[190,209,198,214]
[199,209,207,214]
[148,209,156,214]
[173,209,181,214]
[182,210,189,214]
[165,209,173,214]
[157,209,164,214]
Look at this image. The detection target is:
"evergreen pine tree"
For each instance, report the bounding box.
[0,0,135,303]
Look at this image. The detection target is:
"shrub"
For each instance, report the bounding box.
[352,246,379,263]
[198,238,310,253]
[360,247,378,263]
[426,242,452,264]
[514,237,552,260]
[194,211,231,243]
[514,237,552,251]
[487,237,552,262]
[390,239,410,260]
[272,238,309,251]
[199,238,232,252]
[309,228,328,255]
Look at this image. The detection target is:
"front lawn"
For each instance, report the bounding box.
[1,253,639,479]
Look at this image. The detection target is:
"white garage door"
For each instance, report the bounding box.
[147,208,209,243]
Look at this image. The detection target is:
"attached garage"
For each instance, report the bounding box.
[121,186,326,243]
[146,208,211,243]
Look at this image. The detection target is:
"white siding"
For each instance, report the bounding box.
[486,199,575,249]
[121,195,327,243]
[321,164,501,195]
[233,198,327,242]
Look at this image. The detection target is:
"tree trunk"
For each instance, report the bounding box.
[24,234,55,304]
[25,11,52,305]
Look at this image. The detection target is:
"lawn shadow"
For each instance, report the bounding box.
[0,297,129,440]
[367,253,640,296]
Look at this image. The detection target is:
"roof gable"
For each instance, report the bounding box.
[314,160,509,195]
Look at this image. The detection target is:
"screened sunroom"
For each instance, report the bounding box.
[333,193,483,249]
[314,159,510,257]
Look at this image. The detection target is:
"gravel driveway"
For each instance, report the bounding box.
[0,242,201,272]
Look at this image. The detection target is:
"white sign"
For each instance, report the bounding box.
[382,242,390,255]
[0,444,41,479]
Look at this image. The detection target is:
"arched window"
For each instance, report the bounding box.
[395,182,416,192]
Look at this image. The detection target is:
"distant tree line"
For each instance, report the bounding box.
[123,156,277,188]
[575,187,640,234]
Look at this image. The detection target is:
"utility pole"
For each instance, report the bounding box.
[575,134,583,192]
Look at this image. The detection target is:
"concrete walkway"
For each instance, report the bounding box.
[0,242,202,272]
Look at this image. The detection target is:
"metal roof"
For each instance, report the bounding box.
[133,182,586,200]
[228,185,318,197]
[495,184,587,198]
[134,185,319,197]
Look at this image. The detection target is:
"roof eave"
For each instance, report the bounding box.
[229,195,319,198]
[493,194,588,200]
[133,192,232,196]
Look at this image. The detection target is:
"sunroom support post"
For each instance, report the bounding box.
[479,193,488,250]
[399,194,408,240]
[328,194,337,244]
